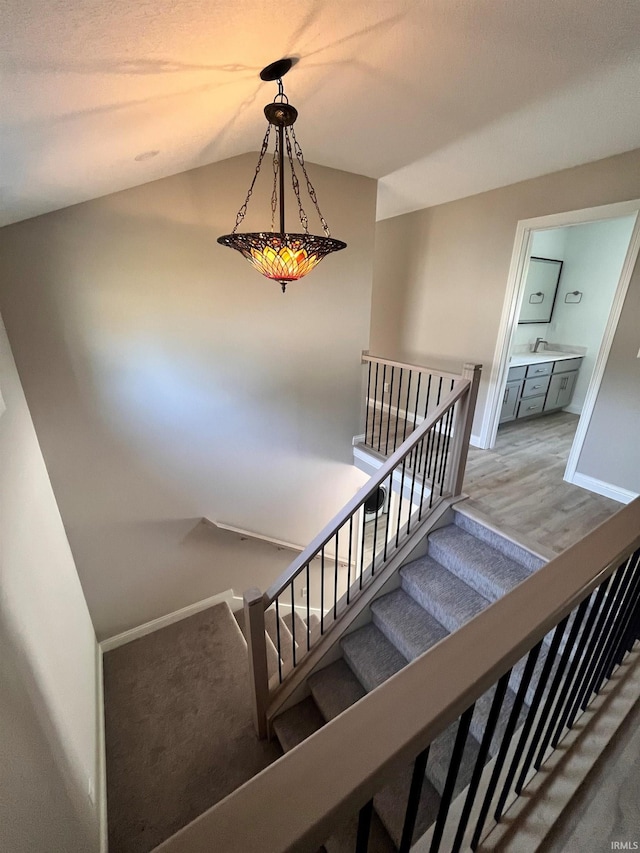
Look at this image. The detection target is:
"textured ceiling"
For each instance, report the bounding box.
[1,0,640,226]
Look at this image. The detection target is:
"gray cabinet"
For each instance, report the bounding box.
[500,381,521,422]
[499,356,583,424]
[544,371,577,412]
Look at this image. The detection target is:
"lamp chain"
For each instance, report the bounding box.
[290,126,331,237]
[232,124,272,233]
[270,131,280,232]
[284,127,309,234]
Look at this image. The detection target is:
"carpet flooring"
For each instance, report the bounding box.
[103,603,281,853]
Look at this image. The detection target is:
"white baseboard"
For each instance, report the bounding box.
[563,403,583,415]
[568,471,638,504]
[100,589,237,652]
[470,432,483,448]
[96,644,108,853]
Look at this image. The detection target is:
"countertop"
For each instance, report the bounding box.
[509,350,584,367]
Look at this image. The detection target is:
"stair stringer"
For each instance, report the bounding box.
[265,497,459,734]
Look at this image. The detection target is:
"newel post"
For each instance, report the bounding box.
[243,587,270,739]
[449,363,482,497]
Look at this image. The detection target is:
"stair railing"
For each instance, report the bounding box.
[155,498,640,853]
[244,361,482,737]
[361,353,462,457]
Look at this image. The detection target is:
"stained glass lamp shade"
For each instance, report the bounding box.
[217,59,346,292]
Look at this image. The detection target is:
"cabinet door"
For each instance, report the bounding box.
[500,381,521,423]
[544,371,577,411]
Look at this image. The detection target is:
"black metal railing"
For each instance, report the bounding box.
[362,355,460,457]
[264,383,465,687]
[353,545,640,853]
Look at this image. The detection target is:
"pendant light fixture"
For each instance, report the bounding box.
[217,58,346,293]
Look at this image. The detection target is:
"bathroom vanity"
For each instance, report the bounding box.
[500,352,583,424]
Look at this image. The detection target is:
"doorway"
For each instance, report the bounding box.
[480,200,640,501]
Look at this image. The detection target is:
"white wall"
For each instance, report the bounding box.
[0,154,375,638]
[0,319,100,851]
[513,217,635,412]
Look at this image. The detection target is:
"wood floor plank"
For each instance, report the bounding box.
[463,412,619,555]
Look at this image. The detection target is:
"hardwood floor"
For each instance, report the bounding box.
[463,412,620,555]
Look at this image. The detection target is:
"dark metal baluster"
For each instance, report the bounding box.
[529,598,591,774]
[333,531,340,618]
[429,416,444,508]
[551,579,611,747]
[399,747,430,853]
[385,367,395,454]
[471,641,543,851]
[290,582,297,667]
[452,672,511,853]
[306,564,311,652]
[274,599,283,683]
[436,376,443,405]
[578,557,636,712]
[437,405,455,496]
[418,431,432,522]
[347,516,353,605]
[564,570,624,729]
[600,554,640,684]
[373,362,380,451]
[407,441,420,535]
[450,378,455,392]
[425,416,438,483]
[403,370,412,442]
[393,369,404,453]
[494,617,569,820]
[371,492,380,576]
[365,361,372,446]
[379,364,387,453]
[423,374,432,421]
[429,705,475,853]
[383,473,393,561]
[413,371,422,435]
[356,799,374,853]
[395,457,407,547]
[320,548,325,634]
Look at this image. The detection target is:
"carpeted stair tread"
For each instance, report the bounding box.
[265,607,294,665]
[371,589,449,662]
[427,721,483,798]
[284,610,308,647]
[400,556,491,634]
[272,696,325,754]
[373,764,441,848]
[453,509,546,573]
[428,525,532,601]
[323,811,396,853]
[341,624,407,692]
[309,660,366,721]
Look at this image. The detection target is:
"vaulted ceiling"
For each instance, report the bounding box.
[2,0,640,227]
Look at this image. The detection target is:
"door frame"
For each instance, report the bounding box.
[478,199,640,500]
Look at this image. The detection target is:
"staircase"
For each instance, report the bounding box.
[266,507,546,851]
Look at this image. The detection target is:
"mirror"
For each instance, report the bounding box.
[519,256,563,324]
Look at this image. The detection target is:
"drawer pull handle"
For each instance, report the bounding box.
[532,384,542,389]
[527,406,537,410]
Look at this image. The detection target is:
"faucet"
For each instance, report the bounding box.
[533,337,547,353]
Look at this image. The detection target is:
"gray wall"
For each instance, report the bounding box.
[371,147,640,491]
[0,319,100,852]
[0,154,376,638]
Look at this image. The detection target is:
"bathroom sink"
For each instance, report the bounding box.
[509,350,582,366]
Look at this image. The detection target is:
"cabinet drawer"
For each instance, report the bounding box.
[553,357,583,374]
[521,375,551,398]
[507,365,527,381]
[525,361,553,378]
[518,397,545,417]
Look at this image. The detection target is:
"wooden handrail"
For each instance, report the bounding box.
[154,499,640,853]
[263,378,469,605]
[362,352,461,382]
